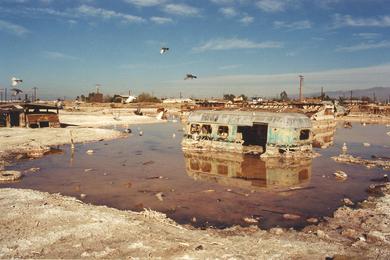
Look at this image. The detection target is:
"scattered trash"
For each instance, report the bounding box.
[269,227,284,235]
[155,192,164,201]
[195,245,203,251]
[86,150,94,155]
[146,176,164,180]
[25,167,40,173]
[333,154,390,170]
[283,213,301,220]
[363,142,371,147]
[142,161,155,166]
[191,217,197,222]
[342,143,348,154]
[202,189,215,193]
[80,193,87,199]
[343,121,352,128]
[172,133,176,138]
[387,131,390,136]
[0,170,22,182]
[316,230,328,239]
[243,217,258,224]
[84,168,93,172]
[124,128,132,133]
[139,131,143,136]
[333,170,348,181]
[226,189,249,197]
[370,174,388,182]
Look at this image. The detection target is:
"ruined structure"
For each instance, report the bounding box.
[182,110,313,157]
[184,151,312,190]
[0,103,60,128]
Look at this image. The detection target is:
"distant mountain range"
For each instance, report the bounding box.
[305,87,390,101]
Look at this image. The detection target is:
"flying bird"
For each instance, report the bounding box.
[160,47,169,54]
[11,88,23,95]
[11,77,23,87]
[184,74,197,80]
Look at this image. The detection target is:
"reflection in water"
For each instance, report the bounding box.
[184,151,312,190]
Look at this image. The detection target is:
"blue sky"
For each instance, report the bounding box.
[0,0,390,99]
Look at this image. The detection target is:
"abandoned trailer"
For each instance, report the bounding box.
[0,103,60,128]
[182,110,313,157]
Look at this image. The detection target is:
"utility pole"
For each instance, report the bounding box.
[350,90,353,102]
[299,75,304,102]
[321,86,324,100]
[32,87,38,102]
[179,92,182,99]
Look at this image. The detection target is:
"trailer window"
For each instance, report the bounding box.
[201,124,212,135]
[190,124,201,134]
[217,126,229,139]
[300,129,310,140]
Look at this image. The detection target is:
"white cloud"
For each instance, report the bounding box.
[256,0,293,12]
[219,64,242,70]
[150,16,173,24]
[274,20,312,30]
[333,14,390,28]
[0,19,28,36]
[193,38,283,52]
[219,7,237,17]
[163,3,200,16]
[165,64,390,97]
[76,5,145,23]
[336,41,390,52]
[43,51,80,60]
[353,32,381,40]
[124,0,166,7]
[240,15,254,25]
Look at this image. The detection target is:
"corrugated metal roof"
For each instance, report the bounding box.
[188,110,312,128]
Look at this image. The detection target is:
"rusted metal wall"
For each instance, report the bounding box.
[26,113,60,128]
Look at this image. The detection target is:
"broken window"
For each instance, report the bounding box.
[190,124,201,134]
[217,125,229,139]
[201,124,212,135]
[300,129,310,140]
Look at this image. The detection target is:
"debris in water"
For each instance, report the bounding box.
[363,142,371,147]
[25,167,40,173]
[283,213,301,220]
[243,217,258,224]
[342,143,348,154]
[0,170,22,182]
[306,217,319,224]
[125,181,132,188]
[172,133,176,138]
[202,189,215,193]
[155,192,164,201]
[226,189,249,197]
[343,121,352,128]
[192,217,197,222]
[80,193,87,198]
[333,170,348,181]
[146,176,164,180]
[84,168,93,172]
[139,130,143,136]
[124,128,132,133]
[86,150,94,155]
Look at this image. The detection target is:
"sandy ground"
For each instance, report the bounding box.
[59,110,165,127]
[0,127,125,160]
[0,186,390,259]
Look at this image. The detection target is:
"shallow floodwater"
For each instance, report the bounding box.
[2,122,389,229]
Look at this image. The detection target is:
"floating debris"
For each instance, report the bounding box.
[172,133,176,138]
[86,150,94,155]
[0,170,22,182]
[146,176,164,180]
[306,217,319,224]
[25,167,40,173]
[283,213,301,220]
[191,217,197,222]
[80,193,87,199]
[202,189,215,193]
[124,128,132,133]
[84,168,93,172]
[139,130,143,136]
[342,198,354,206]
[142,161,155,166]
[363,142,371,147]
[332,154,390,170]
[333,170,348,181]
[342,143,348,154]
[343,121,352,128]
[155,192,164,201]
[243,217,258,224]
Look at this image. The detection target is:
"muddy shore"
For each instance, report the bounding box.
[1,185,390,259]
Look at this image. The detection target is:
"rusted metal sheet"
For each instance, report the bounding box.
[26,113,60,128]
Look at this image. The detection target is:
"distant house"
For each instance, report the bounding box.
[162,98,193,104]
[113,95,137,103]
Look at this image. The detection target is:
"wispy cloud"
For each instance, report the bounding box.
[333,14,390,28]
[240,15,254,25]
[150,16,173,24]
[76,5,145,23]
[124,0,166,7]
[193,38,283,52]
[163,3,200,16]
[353,32,381,40]
[256,0,295,12]
[219,64,242,70]
[43,51,80,60]
[0,19,29,36]
[219,7,237,17]
[274,20,312,30]
[336,41,390,52]
[166,64,390,97]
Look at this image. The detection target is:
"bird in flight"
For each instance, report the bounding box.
[11,88,23,95]
[184,74,197,80]
[11,77,23,87]
[160,47,169,54]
